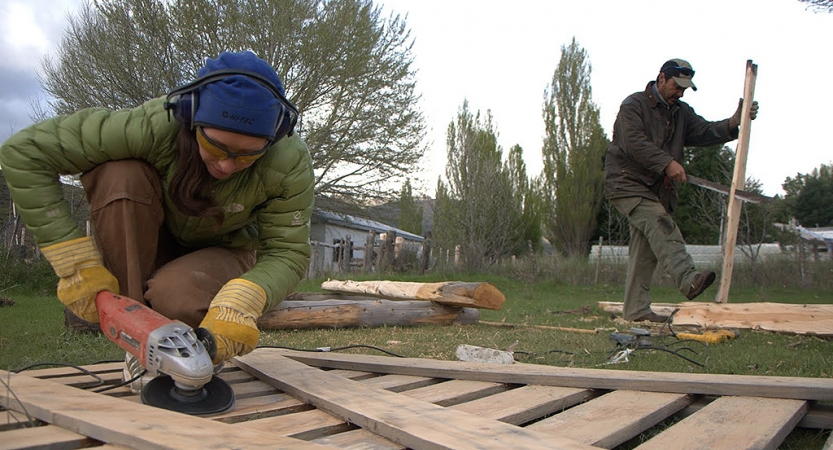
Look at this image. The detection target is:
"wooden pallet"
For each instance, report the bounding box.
[2,348,832,450]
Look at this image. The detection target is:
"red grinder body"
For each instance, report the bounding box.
[95,291,214,390]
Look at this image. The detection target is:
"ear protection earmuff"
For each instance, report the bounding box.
[164,68,299,141]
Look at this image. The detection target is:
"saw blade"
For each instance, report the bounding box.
[141,375,235,416]
[687,175,773,204]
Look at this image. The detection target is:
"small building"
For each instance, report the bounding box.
[309,209,424,275]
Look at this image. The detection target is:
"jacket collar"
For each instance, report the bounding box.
[645,81,677,112]
[645,81,660,108]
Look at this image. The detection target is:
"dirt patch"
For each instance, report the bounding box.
[0,296,15,307]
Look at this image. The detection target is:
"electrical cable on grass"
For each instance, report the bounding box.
[12,362,107,388]
[257,344,405,358]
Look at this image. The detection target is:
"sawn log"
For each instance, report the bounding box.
[320,279,506,310]
[257,298,479,329]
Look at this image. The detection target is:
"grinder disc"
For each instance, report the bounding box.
[141,375,235,416]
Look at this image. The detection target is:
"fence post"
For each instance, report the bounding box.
[594,236,603,284]
[363,230,376,273]
[307,241,319,279]
[419,232,432,274]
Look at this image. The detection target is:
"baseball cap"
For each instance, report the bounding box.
[661,59,697,91]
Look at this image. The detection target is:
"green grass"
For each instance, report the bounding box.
[3,273,830,376]
[1,266,831,449]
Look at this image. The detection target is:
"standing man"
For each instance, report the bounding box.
[604,58,758,323]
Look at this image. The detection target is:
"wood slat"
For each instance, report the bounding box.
[0,369,333,449]
[451,385,594,425]
[312,428,406,450]
[236,409,352,440]
[276,349,833,400]
[636,396,808,450]
[403,379,509,406]
[236,349,600,450]
[0,424,93,450]
[359,374,440,392]
[528,390,693,449]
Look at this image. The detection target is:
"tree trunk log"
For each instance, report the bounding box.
[257,298,479,329]
[320,280,505,310]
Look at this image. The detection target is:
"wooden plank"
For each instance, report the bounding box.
[257,299,479,329]
[312,428,405,449]
[320,280,506,310]
[211,393,309,423]
[671,302,833,336]
[528,390,693,449]
[597,301,833,336]
[360,374,441,392]
[276,349,833,401]
[235,349,599,450]
[451,385,594,425]
[324,369,379,381]
[0,369,332,449]
[636,396,807,450]
[717,60,758,303]
[0,424,93,450]
[404,379,510,406]
[236,409,352,440]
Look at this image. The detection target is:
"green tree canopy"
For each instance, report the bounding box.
[783,163,833,227]
[540,37,608,258]
[41,0,425,203]
[433,101,522,271]
[397,178,423,235]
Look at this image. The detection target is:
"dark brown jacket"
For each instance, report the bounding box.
[604,82,737,213]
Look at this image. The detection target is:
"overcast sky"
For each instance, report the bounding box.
[2,0,831,197]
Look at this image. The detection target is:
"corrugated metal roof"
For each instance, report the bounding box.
[312,209,424,242]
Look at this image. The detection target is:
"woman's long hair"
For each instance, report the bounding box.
[169,127,224,225]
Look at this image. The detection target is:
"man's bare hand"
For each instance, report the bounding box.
[665,160,687,183]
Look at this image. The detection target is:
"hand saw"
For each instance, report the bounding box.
[687,175,773,204]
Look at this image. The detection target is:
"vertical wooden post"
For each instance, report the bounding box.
[419,231,431,274]
[363,230,376,273]
[715,60,757,303]
[594,236,603,284]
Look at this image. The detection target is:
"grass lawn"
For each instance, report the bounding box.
[1,273,831,448]
[2,274,830,376]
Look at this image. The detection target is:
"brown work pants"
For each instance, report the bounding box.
[80,160,255,328]
[611,196,700,320]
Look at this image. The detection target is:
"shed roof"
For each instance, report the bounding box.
[312,209,423,242]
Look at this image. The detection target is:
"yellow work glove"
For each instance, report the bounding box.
[199,278,267,364]
[40,236,119,323]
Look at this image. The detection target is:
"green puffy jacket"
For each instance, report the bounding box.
[0,97,314,311]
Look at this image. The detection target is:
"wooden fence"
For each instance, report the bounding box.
[307,230,433,278]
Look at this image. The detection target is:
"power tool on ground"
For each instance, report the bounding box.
[95,291,235,415]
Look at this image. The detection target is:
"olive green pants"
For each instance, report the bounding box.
[611,197,700,320]
[81,160,255,328]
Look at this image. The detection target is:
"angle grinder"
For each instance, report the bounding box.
[95,291,235,415]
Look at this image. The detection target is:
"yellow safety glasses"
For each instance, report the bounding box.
[196,127,271,163]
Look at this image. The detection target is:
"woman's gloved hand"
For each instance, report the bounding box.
[40,236,119,323]
[199,278,266,364]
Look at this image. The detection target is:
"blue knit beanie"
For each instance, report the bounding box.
[193,51,285,139]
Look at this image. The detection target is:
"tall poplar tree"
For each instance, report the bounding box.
[397,178,423,235]
[540,38,608,257]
